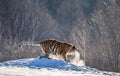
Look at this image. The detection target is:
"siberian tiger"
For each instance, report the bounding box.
[19,39,84,62]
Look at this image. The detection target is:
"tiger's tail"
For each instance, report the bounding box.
[19,41,40,48]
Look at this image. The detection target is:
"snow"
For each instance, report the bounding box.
[0,66,104,76]
[0,58,120,76]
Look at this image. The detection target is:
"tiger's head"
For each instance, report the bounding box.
[66,46,85,66]
[66,46,77,61]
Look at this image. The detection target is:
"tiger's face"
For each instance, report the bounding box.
[66,48,79,62]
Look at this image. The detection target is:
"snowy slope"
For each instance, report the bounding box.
[0,58,120,76]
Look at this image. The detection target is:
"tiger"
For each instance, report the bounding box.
[19,39,84,62]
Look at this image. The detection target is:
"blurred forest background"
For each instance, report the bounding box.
[0,0,120,72]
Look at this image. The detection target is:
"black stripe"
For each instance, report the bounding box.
[60,43,66,54]
[53,42,57,54]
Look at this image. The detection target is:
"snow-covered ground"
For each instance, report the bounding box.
[0,58,119,76]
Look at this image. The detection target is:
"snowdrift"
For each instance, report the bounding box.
[0,58,120,76]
